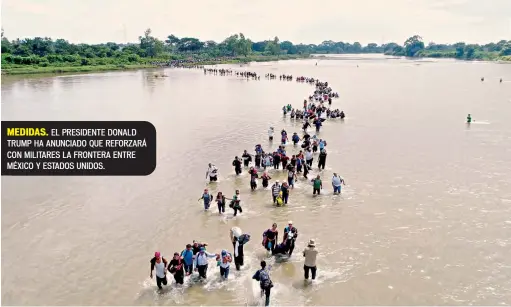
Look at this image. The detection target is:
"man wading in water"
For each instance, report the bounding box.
[168,252,185,285]
[232,156,242,175]
[283,221,298,256]
[150,252,168,289]
[194,247,218,279]
[253,261,273,306]
[226,190,242,216]
[206,163,218,182]
[242,150,252,167]
[312,175,322,195]
[271,181,281,204]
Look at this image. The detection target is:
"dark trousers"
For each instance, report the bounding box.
[233,205,242,216]
[197,264,208,278]
[287,240,295,256]
[272,195,277,203]
[217,202,225,214]
[209,176,217,182]
[261,287,271,306]
[156,275,167,289]
[203,201,210,210]
[184,263,193,275]
[283,193,289,204]
[318,159,326,170]
[220,266,230,278]
[251,181,257,190]
[234,255,244,270]
[235,167,241,175]
[313,188,320,195]
[304,265,317,280]
[174,274,184,284]
[273,161,279,169]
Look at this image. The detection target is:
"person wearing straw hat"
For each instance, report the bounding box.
[303,239,318,280]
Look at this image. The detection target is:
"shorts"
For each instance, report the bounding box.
[210,176,218,182]
[334,186,341,193]
[288,178,294,186]
[269,136,273,141]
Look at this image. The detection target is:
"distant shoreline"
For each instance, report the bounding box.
[2,52,509,76]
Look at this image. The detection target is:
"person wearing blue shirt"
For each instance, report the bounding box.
[180,244,194,275]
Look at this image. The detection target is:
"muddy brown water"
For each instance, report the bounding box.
[2,55,511,305]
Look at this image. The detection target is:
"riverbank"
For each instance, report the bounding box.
[1,54,310,75]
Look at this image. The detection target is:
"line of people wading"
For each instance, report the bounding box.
[150,68,346,306]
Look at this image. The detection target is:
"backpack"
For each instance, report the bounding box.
[238,234,251,245]
[259,269,272,288]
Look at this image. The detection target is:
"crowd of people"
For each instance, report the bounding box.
[151,67,346,306]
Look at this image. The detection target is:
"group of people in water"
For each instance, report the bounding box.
[150,67,349,306]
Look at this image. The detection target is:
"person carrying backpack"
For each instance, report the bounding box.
[252,261,273,307]
[180,244,194,276]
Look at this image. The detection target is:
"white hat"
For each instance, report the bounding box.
[288,220,293,224]
[308,239,315,247]
[275,180,279,183]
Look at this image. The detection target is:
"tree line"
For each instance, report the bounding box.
[384,35,511,60]
[2,28,510,67]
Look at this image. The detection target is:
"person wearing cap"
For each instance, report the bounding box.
[303,239,318,280]
[215,192,226,214]
[181,244,194,276]
[218,249,233,279]
[168,252,185,284]
[198,188,213,210]
[271,181,281,204]
[194,247,218,279]
[283,221,298,256]
[149,252,168,289]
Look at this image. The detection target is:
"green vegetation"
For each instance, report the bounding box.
[2,29,510,75]
[384,35,511,61]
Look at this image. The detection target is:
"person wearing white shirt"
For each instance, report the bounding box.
[268,127,274,141]
[194,247,218,279]
[218,250,232,279]
[206,163,218,182]
[305,148,313,167]
[332,173,345,194]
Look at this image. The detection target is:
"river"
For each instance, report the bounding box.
[2,54,511,305]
